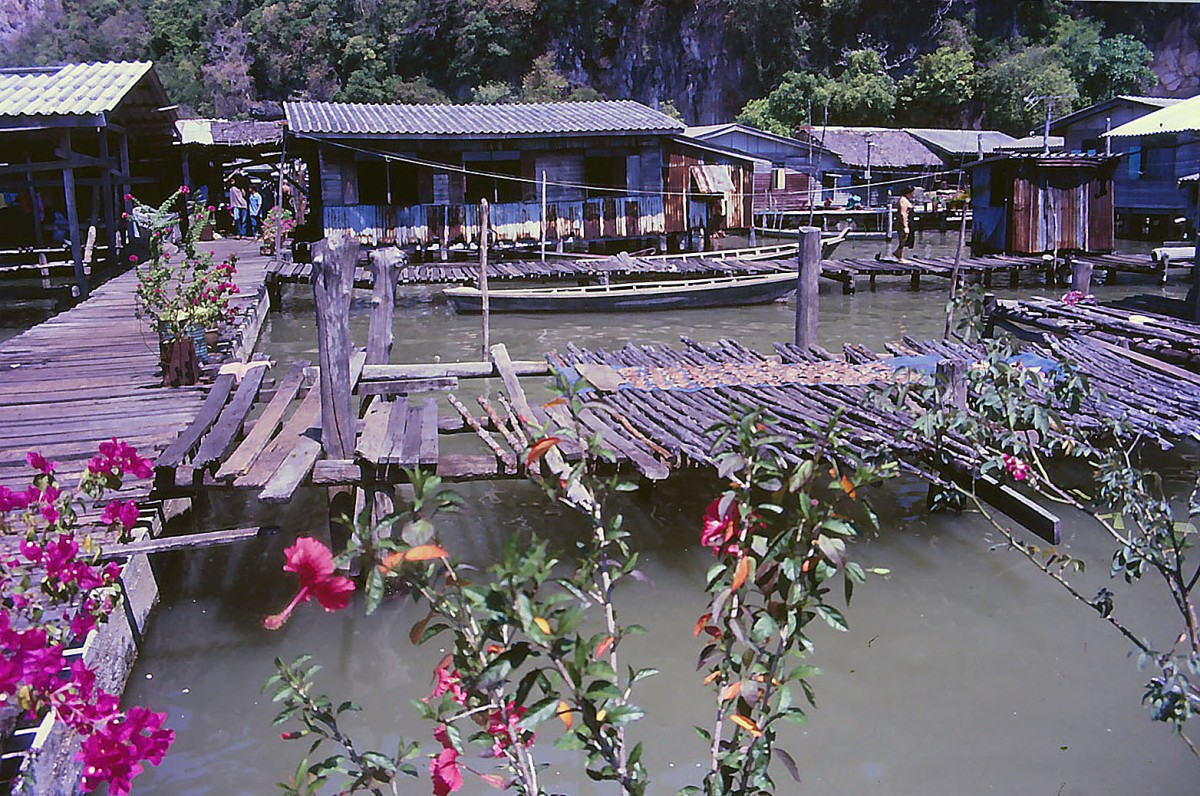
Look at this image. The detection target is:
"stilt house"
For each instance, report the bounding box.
[966,153,1119,255]
[0,62,178,298]
[284,100,755,253]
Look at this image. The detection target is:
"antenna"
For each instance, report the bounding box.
[1024,93,1067,156]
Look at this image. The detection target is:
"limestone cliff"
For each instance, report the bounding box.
[0,0,58,44]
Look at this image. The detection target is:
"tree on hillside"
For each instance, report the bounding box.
[897,45,975,126]
[977,45,1078,134]
[1050,15,1154,105]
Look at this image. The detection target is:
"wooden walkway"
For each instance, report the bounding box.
[0,238,274,534]
[153,329,1200,545]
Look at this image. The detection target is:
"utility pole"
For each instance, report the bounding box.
[1023,93,1066,155]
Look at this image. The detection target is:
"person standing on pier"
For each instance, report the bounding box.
[894,185,915,263]
[229,178,248,238]
[248,184,263,238]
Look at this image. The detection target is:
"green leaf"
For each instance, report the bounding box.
[518,695,564,730]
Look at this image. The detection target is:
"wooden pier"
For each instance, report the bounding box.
[264,244,1189,309]
[0,238,274,538]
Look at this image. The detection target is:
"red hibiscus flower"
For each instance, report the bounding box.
[262,537,355,630]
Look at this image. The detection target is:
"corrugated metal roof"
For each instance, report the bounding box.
[0,62,154,119]
[1179,172,1199,183]
[691,164,736,193]
[1105,94,1200,137]
[286,100,685,137]
[997,135,1065,152]
[1050,95,1189,132]
[966,152,1120,169]
[907,129,1017,156]
[800,127,942,168]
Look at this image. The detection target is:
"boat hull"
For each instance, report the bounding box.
[445,273,798,314]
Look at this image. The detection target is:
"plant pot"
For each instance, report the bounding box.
[158,336,200,387]
[259,242,275,256]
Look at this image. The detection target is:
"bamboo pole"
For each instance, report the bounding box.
[480,198,491,359]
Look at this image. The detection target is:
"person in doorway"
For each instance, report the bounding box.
[894,185,915,263]
[248,185,263,238]
[229,179,248,237]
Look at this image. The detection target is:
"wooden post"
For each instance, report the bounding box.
[24,152,44,248]
[312,233,358,460]
[794,226,821,348]
[98,131,117,264]
[936,359,967,410]
[1070,256,1092,295]
[440,205,449,261]
[60,130,88,299]
[942,196,969,339]
[118,132,132,251]
[479,198,491,359]
[540,170,547,262]
[366,247,404,366]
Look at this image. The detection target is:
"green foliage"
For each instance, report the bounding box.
[266,655,420,795]
[976,45,1078,134]
[897,46,976,127]
[735,97,792,137]
[825,49,896,125]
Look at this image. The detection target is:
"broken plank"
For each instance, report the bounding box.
[155,373,237,471]
[397,399,427,465]
[100,526,262,559]
[355,397,392,463]
[216,361,308,480]
[418,398,439,465]
[192,357,270,471]
[379,396,410,465]
[258,436,323,503]
[234,385,321,488]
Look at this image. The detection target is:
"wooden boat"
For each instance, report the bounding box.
[444,271,799,313]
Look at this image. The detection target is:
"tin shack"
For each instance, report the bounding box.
[966,153,1119,255]
[284,100,754,254]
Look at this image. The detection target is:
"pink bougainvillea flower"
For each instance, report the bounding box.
[1002,454,1031,482]
[128,254,138,263]
[485,702,533,756]
[123,193,133,201]
[262,537,354,630]
[1060,290,1094,306]
[26,450,57,474]
[0,485,32,513]
[88,439,153,480]
[430,745,464,796]
[700,498,741,556]
[429,660,467,705]
[76,706,174,795]
[101,501,139,529]
[179,185,190,194]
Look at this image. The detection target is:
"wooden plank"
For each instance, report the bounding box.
[258,436,323,503]
[155,373,237,470]
[359,376,459,397]
[215,361,308,480]
[397,399,427,464]
[355,397,392,463]
[234,385,322,488]
[418,398,439,465]
[100,526,261,559]
[380,397,410,465]
[192,358,270,470]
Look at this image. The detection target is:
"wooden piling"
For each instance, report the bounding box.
[936,359,967,410]
[366,248,404,366]
[313,233,358,460]
[794,226,821,349]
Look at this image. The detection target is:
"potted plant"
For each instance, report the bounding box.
[259,205,295,256]
[132,187,240,385]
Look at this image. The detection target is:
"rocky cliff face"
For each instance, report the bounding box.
[552,0,746,124]
[1152,7,1200,97]
[0,0,58,44]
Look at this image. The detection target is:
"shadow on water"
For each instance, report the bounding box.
[124,236,1198,794]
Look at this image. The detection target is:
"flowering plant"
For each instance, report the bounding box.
[260,206,295,244]
[132,187,240,337]
[0,441,174,795]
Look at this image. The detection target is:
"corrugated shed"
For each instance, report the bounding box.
[907,129,1016,156]
[0,62,154,119]
[1105,94,1200,137]
[802,127,942,169]
[997,135,1066,152]
[286,100,685,137]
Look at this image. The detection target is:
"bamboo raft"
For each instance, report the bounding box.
[991,296,1200,369]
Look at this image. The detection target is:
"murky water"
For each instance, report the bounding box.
[123,236,1199,794]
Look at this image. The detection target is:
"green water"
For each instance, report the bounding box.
[121,237,1199,794]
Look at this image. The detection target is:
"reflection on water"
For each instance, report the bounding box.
[124,238,1197,794]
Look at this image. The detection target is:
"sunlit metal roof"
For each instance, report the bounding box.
[286,100,685,138]
[1105,94,1200,137]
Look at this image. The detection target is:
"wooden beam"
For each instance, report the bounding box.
[366,248,403,365]
[794,226,820,348]
[99,526,262,559]
[361,360,550,381]
[312,233,359,459]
